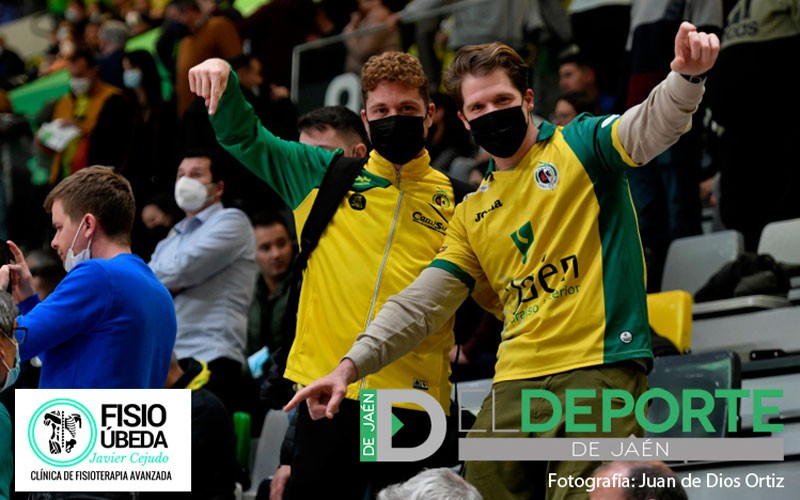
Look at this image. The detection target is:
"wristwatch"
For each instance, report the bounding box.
[680,73,707,84]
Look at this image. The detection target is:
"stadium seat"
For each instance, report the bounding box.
[661,230,793,318]
[660,230,744,295]
[647,290,693,354]
[646,351,742,438]
[692,307,800,359]
[758,218,800,299]
[757,218,800,264]
[248,409,290,495]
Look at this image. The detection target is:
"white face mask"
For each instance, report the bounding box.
[174,176,212,213]
[64,218,92,272]
[0,340,20,393]
[123,68,143,89]
[70,77,91,96]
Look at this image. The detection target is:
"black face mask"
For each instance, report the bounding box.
[468,106,529,158]
[368,115,426,165]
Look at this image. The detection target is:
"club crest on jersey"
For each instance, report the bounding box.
[534,162,559,191]
[432,188,451,208]
[349,193,367,210]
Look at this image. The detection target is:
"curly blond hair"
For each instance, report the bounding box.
[360,51,430,107]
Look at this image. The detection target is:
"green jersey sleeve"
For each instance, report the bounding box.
[562,113,637,178]
[209,70,337,210]
[429,201,483,293]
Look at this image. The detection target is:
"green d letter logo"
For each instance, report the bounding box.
[361,389,447,462]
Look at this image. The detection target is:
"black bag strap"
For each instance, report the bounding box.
[290,163,468,294]
[294,154,367,275]
[276,154,366,364]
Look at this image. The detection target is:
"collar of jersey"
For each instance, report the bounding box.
[368,148,432,183]
[485,121,557,177]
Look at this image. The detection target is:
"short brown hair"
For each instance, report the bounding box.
[444,42,529,112]
[361,51,430,107]
[44,166,136,244]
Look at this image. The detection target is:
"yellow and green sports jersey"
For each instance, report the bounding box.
[211,72,458,411]
[432,115,653,384]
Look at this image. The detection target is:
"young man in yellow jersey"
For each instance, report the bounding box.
[286,22,719,499]
[189,51,473,498]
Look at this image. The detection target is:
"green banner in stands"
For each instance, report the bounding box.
[7,70,69,121]
[9,0,271,121]
[234,0,270,17]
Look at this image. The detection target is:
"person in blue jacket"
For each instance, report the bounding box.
[0,166,176,389]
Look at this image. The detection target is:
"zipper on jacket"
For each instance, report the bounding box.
[361,166,403,392]
[365,191,404,326]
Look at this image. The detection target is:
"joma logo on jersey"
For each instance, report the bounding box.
[412,212,446,235]
[510,221,534,263]
[474,200,503,222]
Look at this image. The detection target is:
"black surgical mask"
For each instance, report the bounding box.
[468,106,529,158]
[368,115,426,165]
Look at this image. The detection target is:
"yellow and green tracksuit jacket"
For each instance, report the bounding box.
[210,72,459,411]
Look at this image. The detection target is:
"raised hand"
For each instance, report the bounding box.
[4,241,35,303]
[187,58,231,115]
[671,21,720,77]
